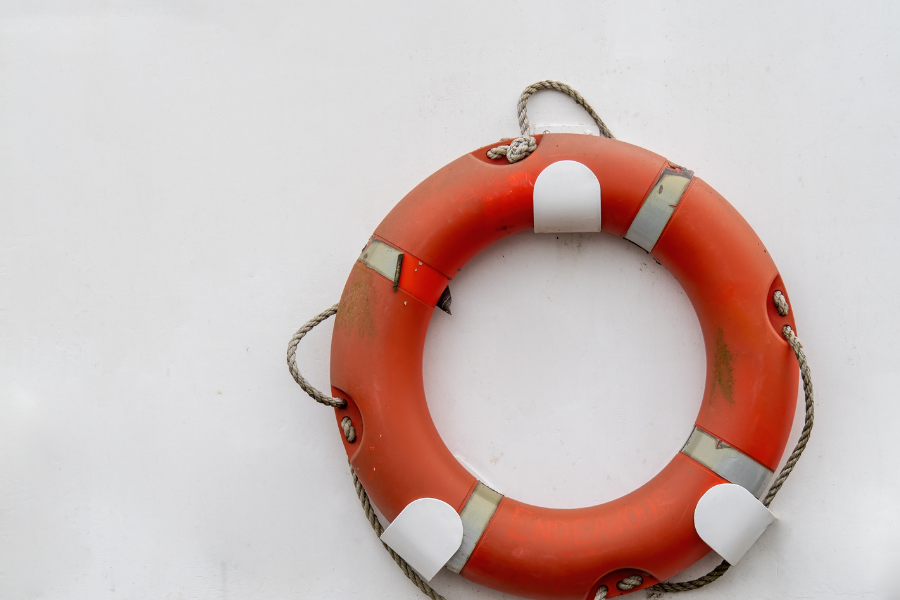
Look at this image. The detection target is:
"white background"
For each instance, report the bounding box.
[1,1,898,599]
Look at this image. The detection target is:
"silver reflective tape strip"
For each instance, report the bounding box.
[624,167,694,252]
[445,482,503,574]
[358,239,403,286]
[681,427,773,498]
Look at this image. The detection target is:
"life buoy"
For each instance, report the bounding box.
[328,133,799,599]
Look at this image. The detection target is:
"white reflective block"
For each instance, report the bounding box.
[379,498,464,581]
[694,483,776,565]
[533,160,602,233]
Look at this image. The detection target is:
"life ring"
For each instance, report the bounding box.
[327,132,799,599]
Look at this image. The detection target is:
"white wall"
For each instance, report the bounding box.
[1,1,898,598]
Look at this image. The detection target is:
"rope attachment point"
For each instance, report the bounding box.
[617,575,643,591]
[488,80,614,164]
[341,416,357,443]
[773,290,790,317]
[592,574,644,600]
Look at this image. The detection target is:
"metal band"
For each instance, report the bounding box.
[445,482,503,573]
[358,238,403,289]
[681,428,773,498]
[624,166,694,252]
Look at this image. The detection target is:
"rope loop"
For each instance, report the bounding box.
[488,80,614,163]
[286,303,344,408]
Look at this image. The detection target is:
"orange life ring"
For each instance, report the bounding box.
[329,133,799,599]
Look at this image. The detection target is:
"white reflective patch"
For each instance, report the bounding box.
[445,483,503,573]
[624,167,693,251]
[533,160,602,233]
[681,427,773,497]
[358,239,403,284]
[379,498,464,581]
[694,483,776,565]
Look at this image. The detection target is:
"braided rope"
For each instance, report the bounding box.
[763,324,814,508]
[340,416,358,443]
[617,575,643,591]
[286,303,344,408]
[487,80,614,163]
[648,562,732,594]
[773,290,790,317]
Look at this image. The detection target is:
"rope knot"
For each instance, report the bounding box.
[486,135,537,163]
[341,416,357,443]
[616,575,643,591]
[505,135,537,163]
